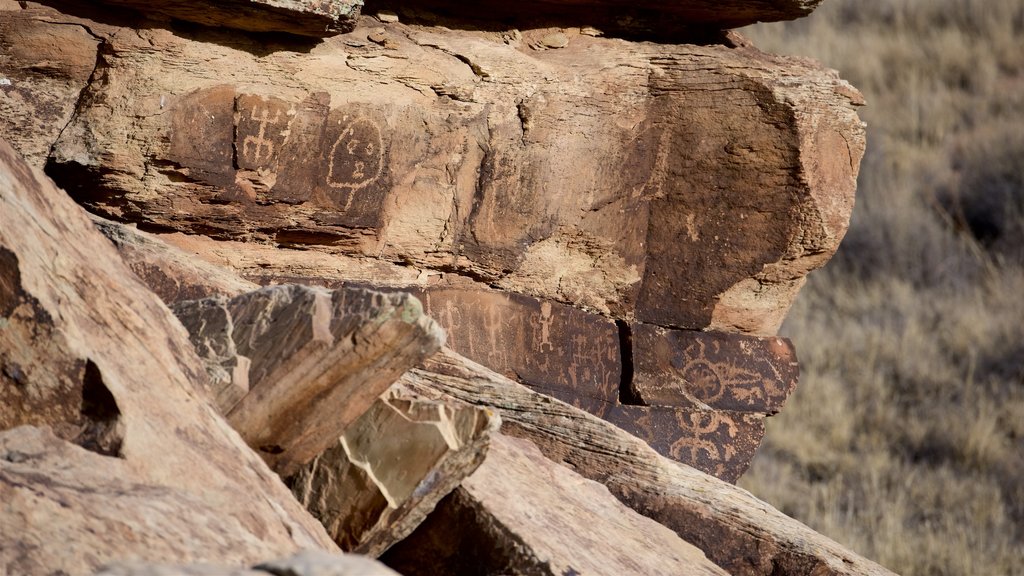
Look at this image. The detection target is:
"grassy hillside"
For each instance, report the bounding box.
[738,1,1024,574]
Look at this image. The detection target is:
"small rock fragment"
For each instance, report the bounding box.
[367,28,387,45]
[376,11,399,23]
[539,31,569,49]
[580,26,603,37]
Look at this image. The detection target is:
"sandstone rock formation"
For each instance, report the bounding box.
[96,550,401,576]
[0,138,337,574]
[289,392,498,556]
[0,0,880,573]
[0,0,863,481]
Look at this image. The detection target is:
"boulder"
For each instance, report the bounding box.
[382,434,729,576]
[395,349,896,576]
[95,550,400,576]
[171,285,445,475]
[0,138,336,574]
[289,392,498,556]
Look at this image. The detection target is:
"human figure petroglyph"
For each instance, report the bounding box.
[536,301,554,353]
[241,105,285,165]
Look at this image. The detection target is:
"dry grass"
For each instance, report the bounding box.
[738,1,1024,574]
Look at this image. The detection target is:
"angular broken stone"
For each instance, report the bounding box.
[0,139,336,574]
[173,285,445,476]
[396,349,896,576]
[382,434,729,576]
[289,392,498,556]
[630,323,799,413]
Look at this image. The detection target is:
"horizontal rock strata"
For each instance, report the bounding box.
[0,4,864,336]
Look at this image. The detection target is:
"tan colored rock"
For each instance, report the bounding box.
[0,139,336,574]
[289,392,498,556]
[5,12,863,336]
[255,550,402,575]
[172,285,445,475]
[394,349,895,576]
[383,434,728,576]
[0,4,101,166]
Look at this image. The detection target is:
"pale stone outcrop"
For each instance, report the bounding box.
[95,550,401,576]
[0,138,336,574]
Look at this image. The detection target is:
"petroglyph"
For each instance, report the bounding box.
[168,87,389,228]
[631,324,798,413]
[327,115,385,194]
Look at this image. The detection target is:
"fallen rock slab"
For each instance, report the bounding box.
[382,434,728,576]
[395,349,895,576]
[172,284,445,475]
[0,138,336,573]
[289,392,498,556]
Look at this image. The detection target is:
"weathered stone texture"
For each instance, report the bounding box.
[172,285,445,476]
[2,9,864,336]
[94,216,260,304]
[631,323,799,413]
[0,139,336,574]
[289,393,498,556]
[96,0,363,36]
[96,550,401,576]
[395,349,896,576]
[383,434,728,576]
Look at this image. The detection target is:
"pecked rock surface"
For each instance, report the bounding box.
[0,138,338,573]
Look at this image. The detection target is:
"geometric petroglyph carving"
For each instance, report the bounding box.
[630,323,798,414]
[169,86,389,227]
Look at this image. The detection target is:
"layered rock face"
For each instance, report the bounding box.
[1,0,864,481]
[0,0,876,574]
